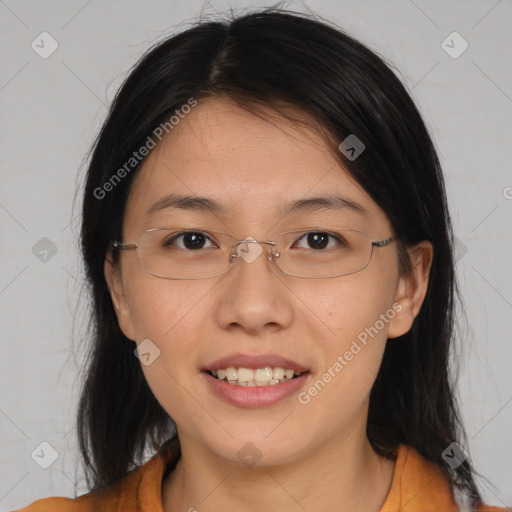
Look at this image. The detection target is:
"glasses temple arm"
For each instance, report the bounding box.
[113,241,138,252]
[372,237,394,248]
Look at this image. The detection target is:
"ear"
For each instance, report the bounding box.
[387,240,433,339]
[104,250,137,341]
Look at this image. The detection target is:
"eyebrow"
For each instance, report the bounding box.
[146,193,369,218]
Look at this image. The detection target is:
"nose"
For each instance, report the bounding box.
[214,239,293,335]
[230,238,277,266]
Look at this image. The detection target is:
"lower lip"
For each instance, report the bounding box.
[201,371,310,408]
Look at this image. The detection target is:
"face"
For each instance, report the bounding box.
[105,96,431,467]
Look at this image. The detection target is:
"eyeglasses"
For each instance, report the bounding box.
[113,226,395,280]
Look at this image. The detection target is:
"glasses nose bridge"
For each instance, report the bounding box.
[229,238,279,268]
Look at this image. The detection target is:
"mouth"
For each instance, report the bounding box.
[203,367,309,387]
[200,353,311,407]
[201,366,310,408]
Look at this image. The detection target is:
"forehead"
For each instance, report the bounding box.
[123,97,388,233]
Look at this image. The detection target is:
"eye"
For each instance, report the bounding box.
[293,231,346,250]
[163,231,217,250]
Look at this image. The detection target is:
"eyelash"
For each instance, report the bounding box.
[163,230,345,250]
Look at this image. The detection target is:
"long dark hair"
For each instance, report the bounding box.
[77,6,483,507]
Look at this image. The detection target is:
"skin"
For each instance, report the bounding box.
[105,96,433,512]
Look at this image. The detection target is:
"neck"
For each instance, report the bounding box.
[162,424,395,512]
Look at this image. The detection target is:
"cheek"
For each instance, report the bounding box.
[296,272,397,397]
[298,273,396,341]
[296,280,393,422]
[123,276,209,341]
[123,279,211,421]
[123,277,224,367]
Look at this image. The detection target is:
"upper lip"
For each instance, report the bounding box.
[202,353,309,373]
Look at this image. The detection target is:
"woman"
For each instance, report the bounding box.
[15,7,507,512]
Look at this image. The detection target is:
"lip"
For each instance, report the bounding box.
[202,352,309,373]
[201,371,310,408]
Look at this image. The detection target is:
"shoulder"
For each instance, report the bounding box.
[381,444,509,512]
[10,483,125,512]
[12,438,180,512]
[11,495,107,512]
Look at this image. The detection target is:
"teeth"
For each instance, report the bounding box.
[255,367,273,382]
[238,367,254,381]
[272,367,285,380]
[208,365,305,386]
[225,367,237,381]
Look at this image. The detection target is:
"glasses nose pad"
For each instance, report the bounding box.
[228,240,279,267]
[234,238,264,264]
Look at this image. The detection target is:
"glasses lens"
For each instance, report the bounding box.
[274,227,372,278]
[135,227,374,279]
[138,228,233,279]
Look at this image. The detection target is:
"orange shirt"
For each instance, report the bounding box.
[13,442,507,512]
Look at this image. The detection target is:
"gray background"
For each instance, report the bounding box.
[1,0,511,509]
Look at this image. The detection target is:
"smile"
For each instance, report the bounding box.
[202,369,310,408]
[206,366,306,386]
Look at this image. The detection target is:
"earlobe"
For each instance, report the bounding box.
[104,251,136,341]
[104,251,123,315]
[387,241,434,339]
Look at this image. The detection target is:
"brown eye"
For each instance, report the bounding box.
[294,231,344,250]
[164,231,215,250]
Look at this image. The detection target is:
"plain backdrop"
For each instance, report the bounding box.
[0,0,511,510]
